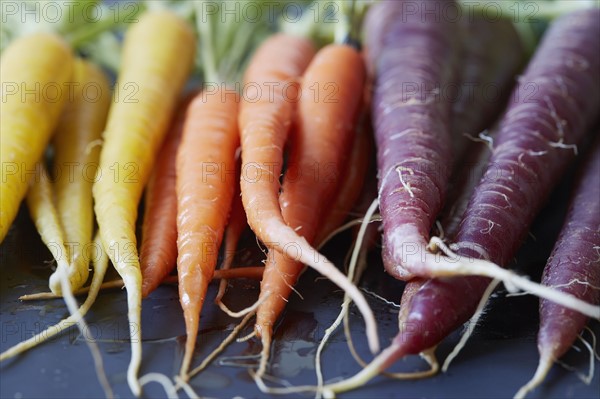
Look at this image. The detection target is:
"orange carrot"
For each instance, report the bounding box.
[140,94,196,298]
[316,115,373,246]
[215,164,249,313]
[176,88,240,380]
[239,34,378,355]
[252,43,369,376]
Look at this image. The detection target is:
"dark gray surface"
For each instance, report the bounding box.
[1,200,599,399]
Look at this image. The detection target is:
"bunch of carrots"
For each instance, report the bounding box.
[1,0,599,398]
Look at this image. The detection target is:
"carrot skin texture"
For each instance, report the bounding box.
[140,95,196,298]
[50,59,111,293]
[239,33,315,233]
[367,0,459,280]
[176,89,240,378]
[238,33,314,336]
[92,10,195,395]
[451,9,599,268]
[538,136,600,360]
[255,44,366,337]
[363,1,395,79]
[397,8,600,357]
[400,15,526,313]
[316,115,372,246]
[450,16,525,146]
[0,33,73,242]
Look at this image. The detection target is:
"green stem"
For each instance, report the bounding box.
[65,15,121,49]
[196,0,219,83]
[221,21,262,84]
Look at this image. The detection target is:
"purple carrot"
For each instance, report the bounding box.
[400,7,600,358]
[363,1,395,78]
[516,136,600,398]
[370,3,600,316]
[369,0,458,280]
[400,14,526,346]
[450,16,525,149]
[320,8,600,396]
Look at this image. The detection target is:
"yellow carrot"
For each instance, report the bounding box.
[25,165,70,277]
[0,33,73,242]
[49,59,111,294]
[92,10,195,396]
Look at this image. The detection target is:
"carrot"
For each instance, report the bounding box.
[92,10,195,396]
[175,87,240,380]
[362,0,395,79]
[449,15,525,164]
[140,94,196,298]
[366,0,598,316]
[368,0,458,281]
[516,135,600,398]
[25,166,71,285]
[0,32,73,242]
[49,58,111,294]
[315,115,372,247]
[214,167,249,314]
[239,33,379,354]
[315,7,600,396]
[398,10,528,363]
[252,42,368,378]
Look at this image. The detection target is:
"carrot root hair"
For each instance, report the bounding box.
[514,352,554,399]
[424,237,600,319]
[442,278,501,372]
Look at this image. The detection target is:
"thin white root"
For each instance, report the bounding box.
[20,279,125,300]
[323,343,404,395]
[507,278,600,298]
[315,199,379,396]
[576,333,595,385]
[21,267,265,301]
[236,329,257,343]
[174,376,200,399]
[583,326,600,361]
[255,330,272,380]
[215,296,262,319]
[121,269,143,397]
[396,166,415,198]
[317,215,382,250]
[515,321,598,399]
[548,140,578,155]
[360,288,401,308]
[442,279,501,372]
[272,218,381,354]
[428,237,600,319]
[85,138,104,155]
[215,221,242,317]
[462,130,495,150]
[58,241,113,399]
[514,353,553,399]
[139,373,178,399]
[186,310,256,380]
[344,304,365,368]
[250,369,317,395]
[251,344,439,397]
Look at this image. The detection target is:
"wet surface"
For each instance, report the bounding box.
[1,197,599,399]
